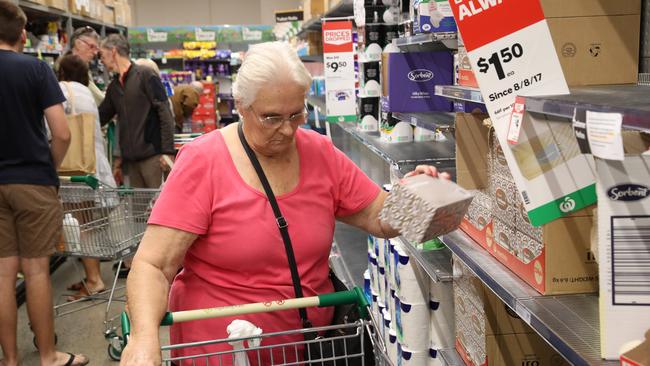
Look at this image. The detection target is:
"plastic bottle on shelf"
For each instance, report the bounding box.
[62,213,81,253]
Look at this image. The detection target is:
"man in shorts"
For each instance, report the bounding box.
[0,1,88,365]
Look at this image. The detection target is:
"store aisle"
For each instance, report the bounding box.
[11,259,168,365]
[334,222,369,286]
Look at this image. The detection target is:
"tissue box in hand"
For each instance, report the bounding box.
[379,175,474,244]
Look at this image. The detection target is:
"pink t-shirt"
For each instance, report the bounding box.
[148,127,380,365]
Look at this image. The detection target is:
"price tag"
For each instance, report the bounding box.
[322,21,356,123]
[586,111,624,161]
[515,302,532,325]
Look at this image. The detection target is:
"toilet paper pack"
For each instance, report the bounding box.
[380,175,474,245]
[393,242,430,304]
[398,344,429,366]
[413,0,457,34]
[429,280,455,349]
[396,301,430,350]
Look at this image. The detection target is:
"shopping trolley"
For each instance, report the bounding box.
[117,287,394,365]
[50,175,160,357]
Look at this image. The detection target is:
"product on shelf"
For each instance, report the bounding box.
[380,51,453,113]
[412,0,457,34]
[595,148,650,359]
[453,258,570,366]
[541,0,641,86]
[455,115,598,295]
[303,0,329,22]
[379,174,473,245]
[456,45,478,88]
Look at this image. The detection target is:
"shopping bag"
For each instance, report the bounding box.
[58,82,96,176]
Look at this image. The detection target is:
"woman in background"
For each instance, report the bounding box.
[57,54,117,300]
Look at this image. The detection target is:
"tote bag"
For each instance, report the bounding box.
[58,82,97,176]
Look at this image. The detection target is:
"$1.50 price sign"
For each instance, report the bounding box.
[322,20,356,123]
[449,0,568,126]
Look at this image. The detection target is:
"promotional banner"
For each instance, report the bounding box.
[322,20,357,123]
[450,0,599,226]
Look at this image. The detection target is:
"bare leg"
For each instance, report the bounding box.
[0,257,20,366]
[80,258,104,291]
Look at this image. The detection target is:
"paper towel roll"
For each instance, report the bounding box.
[396,301,430,351]
[371,294,380,325]
[377,238,386,267]
[364,269,371,298]
[378,265,387,300]
[388,328,398,365]
[389,289,397,329]
[429,280,455,349]
[383,308,392,349]
[398,344,429,366]
[367,235,375,254]
[368,251,379,293]
[395,244,429,304]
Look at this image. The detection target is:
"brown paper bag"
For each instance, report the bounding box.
[58,82,96,176]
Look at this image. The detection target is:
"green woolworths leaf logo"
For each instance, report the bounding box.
[559,197,576,213]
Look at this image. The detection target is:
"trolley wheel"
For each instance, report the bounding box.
[107,343,122,361]
[33,333,58,349]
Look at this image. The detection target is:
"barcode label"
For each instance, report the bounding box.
[611,216,650,306]
[521,190,531,205]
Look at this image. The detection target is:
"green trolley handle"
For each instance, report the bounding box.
[59,175,99,189]
[121,287,369,347]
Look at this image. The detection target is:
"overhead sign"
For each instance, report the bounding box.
[275,10,303,23]
[322,20,356,123]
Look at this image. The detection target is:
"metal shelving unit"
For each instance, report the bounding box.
[297,0,353,37]
[337,121,455,171]
[19,1,127,33]
[439,231,616,366]
[435,85,485,104]
[392,112,455,132]
[396,237,453,283]
[394,32,458,52]
[23,48,62,56]
[524,85,650,132]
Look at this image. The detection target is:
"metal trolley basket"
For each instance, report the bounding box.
[53,176,160,358]
[118,288,394,365]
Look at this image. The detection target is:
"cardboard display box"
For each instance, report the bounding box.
[454,0,642,87]
[455,115,598,295]
[596,151,650,360]
[69,0,91,16]
[102,5,115,24]
[303,0,329,22]
[45,0,67,11]
[454,258,570,366]
[621,330,650,366]
[380,51,453,113]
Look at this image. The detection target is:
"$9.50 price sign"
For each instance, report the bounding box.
[322,20,356,123]
[449,0,568,126]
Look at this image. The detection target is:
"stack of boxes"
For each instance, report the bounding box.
[367,236,454,366]
[411,0,457,35]
[453,259,570,366]
[191,81,218,133]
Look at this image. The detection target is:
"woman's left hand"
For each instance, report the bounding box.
[403,165,452,181]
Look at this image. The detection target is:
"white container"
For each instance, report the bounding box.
[359,115,379,132]
[396,301,430,350]
[62,213,81,253]
[363,80,381,96]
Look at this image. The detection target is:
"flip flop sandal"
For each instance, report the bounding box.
[66,286,106,302]
[63,353,89,366]
[66,280,87,291]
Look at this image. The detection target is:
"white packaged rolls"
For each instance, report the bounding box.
[398,344,429,366]
[394,243,429,304]
[396,301,430,351]
[429,280,455,349]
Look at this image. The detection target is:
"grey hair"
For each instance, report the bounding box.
[190,81,204,93]
[134,58,160,74]
[233,41,311,108]
[101,34,130,57]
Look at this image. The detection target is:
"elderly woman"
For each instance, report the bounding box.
[120,41,447,365]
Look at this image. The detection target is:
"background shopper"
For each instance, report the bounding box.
[57,54,118,301]
[0,1,88,365]
[66,26,104,105]
[98,34,175,276]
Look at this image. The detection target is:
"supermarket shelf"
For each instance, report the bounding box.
[300,54,324,62]
[307,95,326,111]
[439,230,616,366]
[297,0,353,36]
[23,48,62,56]
[338,122,456,167]
[440,348,465,366]
[396,237,453,283]
[435,85,485,104]
[393,111,455,132]
[19,1,127,32]
[394,32,458,52]
[524,85,650,133]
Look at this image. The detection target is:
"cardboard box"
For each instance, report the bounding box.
[303,0,329,22]
[113,2,125,25]
[540,0,641,86]
[89,0,102,20]
[380,51,453,113]
[621,330,650,366]
[103,0,115,6]
[69,0,90,16]
[454,259,570,366]
[454,113,490,190]
[45,0,67,10]
[596,154,650,359]
[102,6,115,24]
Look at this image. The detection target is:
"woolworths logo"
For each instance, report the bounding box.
[558,197,576,213]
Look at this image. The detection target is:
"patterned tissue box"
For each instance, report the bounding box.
[380,175,475,244]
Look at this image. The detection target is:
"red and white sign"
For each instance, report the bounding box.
[322,20,356,123]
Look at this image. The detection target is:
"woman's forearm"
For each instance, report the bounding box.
[126,260,170,339]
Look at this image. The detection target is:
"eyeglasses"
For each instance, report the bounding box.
[78,38,98,51]
[249,106,308,129]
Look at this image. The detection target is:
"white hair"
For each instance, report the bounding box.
[233,41,312,108]
[190,81,204,93]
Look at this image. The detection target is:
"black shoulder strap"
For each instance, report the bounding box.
[237,123,311,328]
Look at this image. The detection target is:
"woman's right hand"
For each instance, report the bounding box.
[119,337,162,366]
